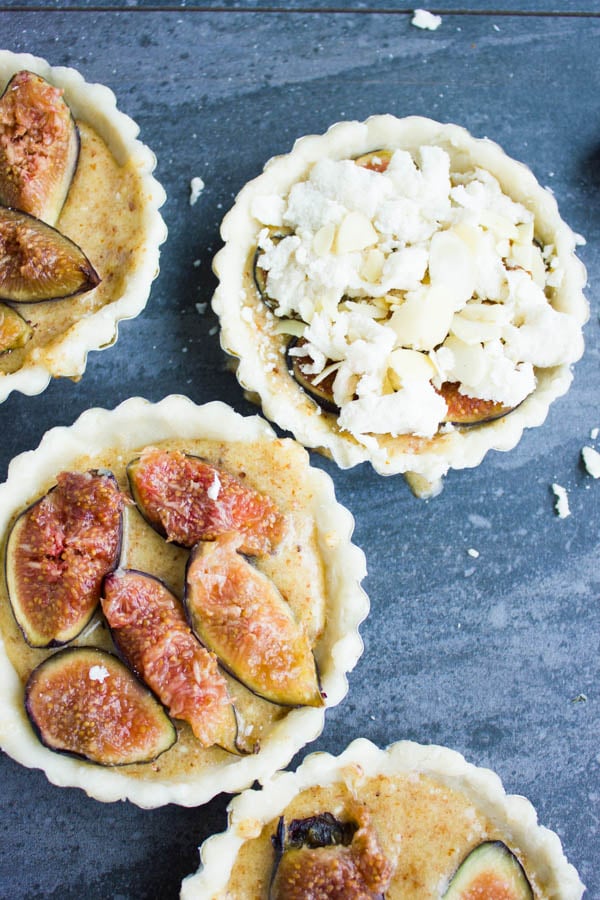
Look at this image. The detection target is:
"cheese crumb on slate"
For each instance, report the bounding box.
[590,427,599,440]
[582,445,600,478]
[467,548,480,558]
[89,665,110,683]
[411,9,442,30]
[551,483,571,518]
[253,145,578,447]
[189,176,205,206]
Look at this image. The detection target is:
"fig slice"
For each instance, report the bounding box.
[0,206,100,303]
[286,337,340,415]
[127,447,284,557]
[101,569,240,754]
[440,382,515,427]
[0,69,80,225]
[270,808,394,900]
[0,301,32,352]
[25,647,176,766]
[353,149,393,173]
[5,469,124,648]
[443,841,533,899]
[185,533,323,708]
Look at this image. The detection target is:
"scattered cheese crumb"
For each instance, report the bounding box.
[193,258,201,268]
[467,548,480,558]
[582,446,600,479]
[551,483,571,518]
[571,693,587,703]
[89,665,110,683]
[590,427,599,440]
[195,302,208,315]
[209,325,219,336]
[207,472,221,501]
[411,9,442,30]
[189,176,205,206]
[492,23,500,32]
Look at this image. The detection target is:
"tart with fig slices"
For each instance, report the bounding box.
[0,50,166,401]
[213,115,588,496]
[0,396,367,807]
[181,739,584,899]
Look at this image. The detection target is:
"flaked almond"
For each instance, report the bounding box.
[334,211,378,254]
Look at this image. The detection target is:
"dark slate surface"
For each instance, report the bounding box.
[1,5,599,898]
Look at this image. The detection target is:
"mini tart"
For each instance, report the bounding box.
[0,50,167,402]
[181,738,584,899]
[213,116,588,497]
[0,395,368,807]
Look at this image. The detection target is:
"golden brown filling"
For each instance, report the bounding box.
[225,776,541,899]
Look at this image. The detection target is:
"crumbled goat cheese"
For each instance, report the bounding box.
[89,665,110,683]
[189,176,205,206]
[253,146,573,446]
[582,446,600,479]
[207,472,221,500]
[551,483,570,518]
[467,548,480,558]
[411,9,442,30]
[590,427,599,440]
[195,302,208,315]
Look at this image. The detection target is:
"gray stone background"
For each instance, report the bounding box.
[0,2,598,897]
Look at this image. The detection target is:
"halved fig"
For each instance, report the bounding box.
[0,206,100,303]
[0,70,80,225]
[5,470,124,648]
[354,149,393,173]
[286,337,339,415]
[102,569,239,753]
[185,533,323,707]
[127,447,283,557]
[270,808,394,900]
[0,301,32,352]
[25,647,176,766]
[439,382,515,427]
[443,841,533,899]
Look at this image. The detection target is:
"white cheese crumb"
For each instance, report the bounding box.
[493,23,500,32]
[582,446,600,479]
[590,427,599,440]
[193,259,201,268]
[89,665,110,683]
[467,548,480,558]
[551,483,571,518]
[411,9,442,30]
[209,325,219,336]
[189,176,205,206]
[195,302,207,315]
[207,472,221,501]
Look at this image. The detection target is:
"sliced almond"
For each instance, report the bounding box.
[334,211,378,254]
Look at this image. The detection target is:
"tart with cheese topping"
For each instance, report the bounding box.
[181,738,584,899]
[0,50,166,402]
[0,395,367,807]
[213,116,588,496]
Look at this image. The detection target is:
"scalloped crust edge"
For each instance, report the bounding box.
[0,50,168,403]
[181,737,584,899]
[0,395,368,808]
[212,115,589,491]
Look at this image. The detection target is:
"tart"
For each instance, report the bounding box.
[181,738,584,899]
[0,395,368,807]
[0,50,167,402]
[213,115,588,496]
